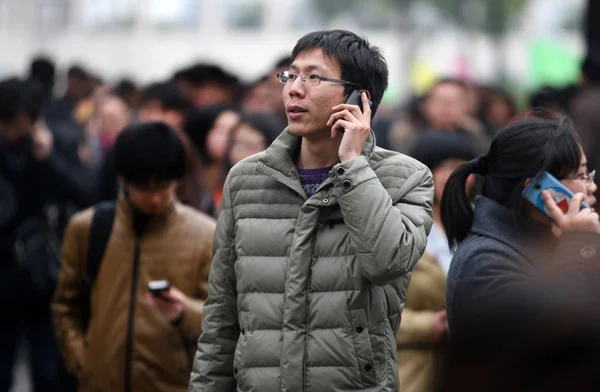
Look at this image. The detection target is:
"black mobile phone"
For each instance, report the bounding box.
[148,280,170,296]
[339,90,372,133]
[345,90,372,111]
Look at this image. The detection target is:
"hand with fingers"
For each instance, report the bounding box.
[542,191,600,236]
[146,287,186,323]
[31,121,54,161]
[327,91,372,163]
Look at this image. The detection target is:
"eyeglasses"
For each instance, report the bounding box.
[572,169,596,187]
[277,71,361,88]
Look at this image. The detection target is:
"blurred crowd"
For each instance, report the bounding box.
[2,43,600,392]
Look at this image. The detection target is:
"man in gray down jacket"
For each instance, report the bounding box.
[189,29,434,392]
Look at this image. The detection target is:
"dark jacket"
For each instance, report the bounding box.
[447,197,600,344]
[0,136,96,258]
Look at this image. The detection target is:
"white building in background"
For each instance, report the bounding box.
[0,0,585,103]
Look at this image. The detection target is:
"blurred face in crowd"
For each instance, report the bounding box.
[191,83,234,109]
[98,96,130,139]
[67,73,92,102]
[243,79,282,115]
[485,95,514,129]
[0,113,34,145]
[124,180,178,215]
[228,123,269,166]
[138,100,184,130]
[559,153,597,208]
[433,158,475,204]
[283,49,347,139]
[424,82,469,130]
[207,110,240,162]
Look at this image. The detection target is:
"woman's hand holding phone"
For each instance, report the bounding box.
[543,191,600,236]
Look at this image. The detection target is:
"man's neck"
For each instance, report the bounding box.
[297,133,342,170]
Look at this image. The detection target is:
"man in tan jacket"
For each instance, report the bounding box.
[52,122,216,392]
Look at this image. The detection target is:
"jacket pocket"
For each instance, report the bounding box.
[350,309,377,387]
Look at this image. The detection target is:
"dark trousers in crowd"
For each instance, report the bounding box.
[0,261,59,392]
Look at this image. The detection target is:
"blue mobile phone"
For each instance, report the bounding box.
[522,171,589,220]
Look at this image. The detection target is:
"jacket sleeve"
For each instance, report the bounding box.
[179,217,216,339]
[396,308,436,346]
[333,156,433,286]
[188,179,239,392]
[51,210,91,377]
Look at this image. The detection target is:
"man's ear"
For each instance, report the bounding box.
[359,89,371,100]
[524,178,532,188]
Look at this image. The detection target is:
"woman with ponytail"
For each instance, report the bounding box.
[442,115,600,345]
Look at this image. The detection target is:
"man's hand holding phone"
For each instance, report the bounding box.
[543,191,600,236]
[327,91,372,163]
[146,280,186,323]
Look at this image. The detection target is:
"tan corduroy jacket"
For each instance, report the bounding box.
[52,195,215,392]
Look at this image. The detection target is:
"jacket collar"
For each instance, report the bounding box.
[470,196,555,261]
[258,127,377,175]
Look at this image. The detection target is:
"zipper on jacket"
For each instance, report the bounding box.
[303,264,312,392]
[124,231,143,392]
[303,228,320,391]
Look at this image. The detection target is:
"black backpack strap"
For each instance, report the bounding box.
[87,201,116,284]
[82,201,116,330]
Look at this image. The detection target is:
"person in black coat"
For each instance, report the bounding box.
[0,77,96,392]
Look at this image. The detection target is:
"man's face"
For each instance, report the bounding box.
[124,180,178,215]
[138,101,184,130]
[98,97,130,137]
[283,49,347,139]
[424,83,468,130]
[0,113,34,145]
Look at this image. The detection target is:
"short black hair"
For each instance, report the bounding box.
[178,63,239,88]
[529,86,559,109]
[0,77,44,123]
[291,30,389,116]
[113,78,138,106]
[139,82,189,113]
[114,122,186,185]
[29,56,55,88]
[115,78,137,94]
[410,131,477,172]
[274,55,292,70]
[67,65,90,80]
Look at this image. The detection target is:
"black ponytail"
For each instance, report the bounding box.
[441,115,582,250]
[441,157,486,250]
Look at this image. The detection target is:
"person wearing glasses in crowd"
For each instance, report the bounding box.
[188,30,434,392]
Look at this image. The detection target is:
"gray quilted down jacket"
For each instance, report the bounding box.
[189,129,433,392]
